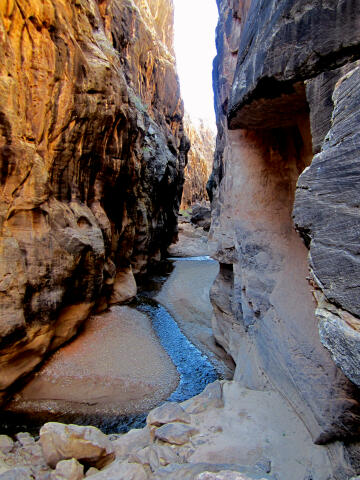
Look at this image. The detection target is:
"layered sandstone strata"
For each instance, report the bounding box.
[181,114,214,209]
[0,0,188,402]
[209,1,360,477]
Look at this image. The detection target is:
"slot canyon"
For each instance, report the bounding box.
[1,1,360,479]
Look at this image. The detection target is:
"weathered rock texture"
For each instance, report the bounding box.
[0,0,188,402]
[181,114,214,209]
[209,1,360,478]
[0,382,337,479]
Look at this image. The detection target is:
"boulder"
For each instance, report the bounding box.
[87,460,147,480]
[129,444,183,471]
[85,468,99,477]
[51,459,84,480]
[0,468,34,480]
[39,423,114,469]
[154,423,199,445]
[111,427,151,460]
[15,433,34,447]
[191,205,211,231]
[147,402,191,427]
[183,381,224,414]
[109,267,137,305]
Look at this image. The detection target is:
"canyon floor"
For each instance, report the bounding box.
[2,221,224,430]
[0,380,336,479]
[0,222,340,479]
[4,306,179,422]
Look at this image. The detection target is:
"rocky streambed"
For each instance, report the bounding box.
[0,228,338,480]
[1,255,223,436]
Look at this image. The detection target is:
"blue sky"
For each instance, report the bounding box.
[173,0,218,127]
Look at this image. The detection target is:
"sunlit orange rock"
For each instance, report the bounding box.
[181,114,214,209]
[0,0,188,402]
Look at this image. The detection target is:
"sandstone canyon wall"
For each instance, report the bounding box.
[0,0,188,403]
[209,0,360,477]
[180,114,214,209]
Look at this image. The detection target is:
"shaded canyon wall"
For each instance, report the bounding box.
[0,0,188,403]
[209,0,360,477]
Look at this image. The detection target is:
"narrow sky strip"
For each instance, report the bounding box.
[173,0,218,127]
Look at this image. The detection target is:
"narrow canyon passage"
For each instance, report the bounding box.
[2,1,360,479]
[2,249,223,435]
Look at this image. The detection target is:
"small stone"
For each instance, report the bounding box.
[15,433,34,447]
[0,467,34,480]
[254,458,271,474]
[196,472,263,480]
[51,458,84,480]
[129,443,183,471]
[39,423,114,469]
[156,444,183,466]
[147,402,191,427]
[0,436,14,454]
[83,460,147,480]
[37,474,52,480]
[184,381,224,414]
[154,423,199,445]
[129,445,160,471]
[111,427,150,459]
[85,467,99,477]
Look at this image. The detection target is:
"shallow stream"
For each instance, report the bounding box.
[1,257,218,435]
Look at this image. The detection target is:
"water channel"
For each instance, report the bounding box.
[1,257,220,435]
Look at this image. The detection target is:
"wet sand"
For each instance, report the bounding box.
[5,306,179,418]
[156,258,235,378]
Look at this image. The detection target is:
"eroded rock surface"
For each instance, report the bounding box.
[294,65,360,388]
[209,1,360,477]
[0,381,337,479]
[39,422,115,469]
[0,0,188,401]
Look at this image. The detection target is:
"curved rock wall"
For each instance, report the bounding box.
[210,1,360,477]
[180,114,215,209]
[0,0,188,403]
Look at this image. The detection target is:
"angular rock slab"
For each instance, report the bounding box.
[0,468,34,480]
[147,402,191,427]
[154,423,199,445]
[129,444,182,471]
[197,472,267,480]
[153,463,275,480]
[39,423,114,469]
[88,460,147,480]
[111,427,151,460]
